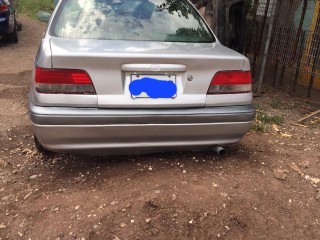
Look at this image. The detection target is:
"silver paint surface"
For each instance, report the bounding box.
[30,0,255,154]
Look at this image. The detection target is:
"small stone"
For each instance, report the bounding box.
[220,193,228,198]
[23,191,33,200]
[0,223,6,229]
[189,219,193,224]
[310,178,320,184]
[111,201,118,206]
[93,225,99,229]
[113,236,120,240]
[272,124,280,132]
[274,169,287,180]
[146,218,152,223]
[131,220,134,223]
[81,238,86,240]
[125,203,131,208]
[204,212,208,217]
[154,190,161,194]
[29,175,38,180]
[183,170,187,174]
[152,228,159,235]
[1,195,12,202]
[53,207,60,212]
[225,226,230,231]
[75,205,80,210]
[298,161,310,169]
[290,164,303,175]
[148,166,153,171]
[172,194,176,201]
[120,223,126,228]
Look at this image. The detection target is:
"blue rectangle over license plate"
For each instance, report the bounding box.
[130,74,177,99]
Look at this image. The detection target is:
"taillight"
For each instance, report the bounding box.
[0,4,9,12]
[34,67,96,94]
[207,71,252,94]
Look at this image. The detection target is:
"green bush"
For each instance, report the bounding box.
[19,0,54,18]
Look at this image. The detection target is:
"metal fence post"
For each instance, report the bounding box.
[257,0,278,95]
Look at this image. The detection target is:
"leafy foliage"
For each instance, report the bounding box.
[166,27,211,42]
[19,0,54,18]
[251,111,285,133]
[256,112,284,125]
[156,0,195,19]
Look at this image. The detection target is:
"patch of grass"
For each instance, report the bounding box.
[253,103,266,112]
[269,100,285,109]
[257,112,284,125]
[251,112,285,133]
[19,0,54,18]
[309,118,320,129]
[309,123,319,129]
[269,100,295,110]
[250,122,268,133]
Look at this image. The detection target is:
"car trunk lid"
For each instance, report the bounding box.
[50,37,246,108]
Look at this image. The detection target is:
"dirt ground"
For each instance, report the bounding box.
[0,16,319,240]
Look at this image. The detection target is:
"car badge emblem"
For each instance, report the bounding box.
[150,64,161,71]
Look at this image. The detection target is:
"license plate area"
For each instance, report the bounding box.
[130,74,177,99]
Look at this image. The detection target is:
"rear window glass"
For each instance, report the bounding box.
[50,0,215,43]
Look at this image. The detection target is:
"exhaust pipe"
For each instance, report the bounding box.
[212,145,225,155]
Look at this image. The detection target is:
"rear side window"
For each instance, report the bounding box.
[50,0,215,43]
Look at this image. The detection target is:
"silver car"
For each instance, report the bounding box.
[29,0,255,155]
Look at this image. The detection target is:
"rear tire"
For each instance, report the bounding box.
[17,22,22,32]
[34,135,54,156]
[6,28,18,43]
[6,15,18,43]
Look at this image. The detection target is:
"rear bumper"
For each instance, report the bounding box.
[29,102,255,155]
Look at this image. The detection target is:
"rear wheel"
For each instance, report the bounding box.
[6,28,18,43]
[34,135,54,156]
[6,15,18,43]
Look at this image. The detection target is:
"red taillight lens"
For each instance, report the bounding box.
[0,4,9,12]
[208,71,252,94]
[35,67,96,94]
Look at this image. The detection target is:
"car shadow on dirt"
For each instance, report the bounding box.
[29,141,255,185]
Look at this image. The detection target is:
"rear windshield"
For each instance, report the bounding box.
[50,0,215,43]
